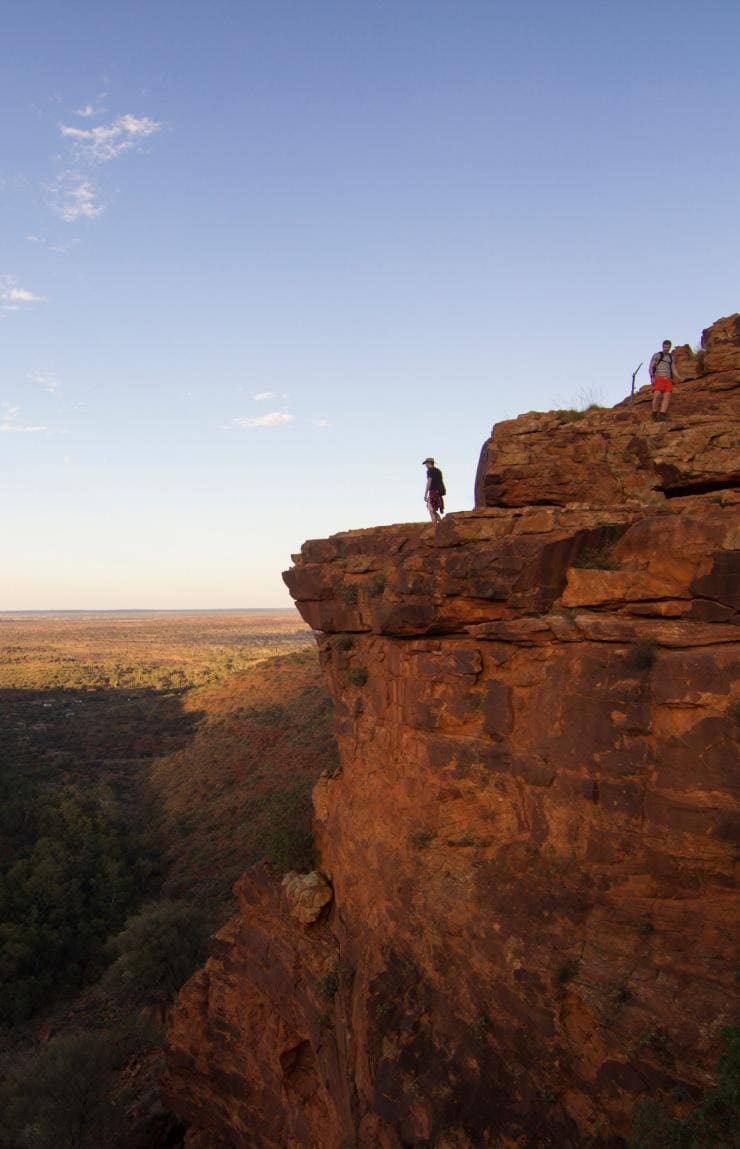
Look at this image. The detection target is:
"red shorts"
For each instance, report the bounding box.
[652,376,673,393]
[428,489,444,513]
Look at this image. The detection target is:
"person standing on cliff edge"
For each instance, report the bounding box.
[649,339,676,422]
[423,457,446,522]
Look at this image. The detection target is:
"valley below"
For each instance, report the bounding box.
[0,609,333,1149]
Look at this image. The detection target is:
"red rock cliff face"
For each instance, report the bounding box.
[164,316,740,1148]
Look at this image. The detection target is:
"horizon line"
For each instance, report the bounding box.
[0,606,298,615]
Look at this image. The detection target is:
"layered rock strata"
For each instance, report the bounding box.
[164,316,740,1148]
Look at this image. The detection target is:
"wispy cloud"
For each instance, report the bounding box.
[50,237,80,254]
[232,412,294,429]
[1,278,45,312]
[48,173,103,222]
[253,391,277,402]
[3,286,44,303]
[0,404,48,434]
[74,96,107,119]
[311,418,331,428]
[28,370,62,394]
[0,422,49,434]
[59,113,162,163]
[27,233,80,254]
[47,107,163,224]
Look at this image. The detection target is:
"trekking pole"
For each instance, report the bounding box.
[631,362,643,398]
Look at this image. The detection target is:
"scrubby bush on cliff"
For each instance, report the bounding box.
[256,781,314,872]
[629,1025,740,1148]
[104,900,208,1005]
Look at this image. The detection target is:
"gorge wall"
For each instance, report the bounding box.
[164,316,740,1148]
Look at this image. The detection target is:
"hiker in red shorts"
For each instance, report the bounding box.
[423,456,446,523]
[649,339,676,422]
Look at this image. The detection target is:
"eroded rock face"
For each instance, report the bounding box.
[164,316,739,1148]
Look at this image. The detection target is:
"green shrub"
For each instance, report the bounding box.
[408,829,435,850]
[0,1026,139,1149]
[344,667,368,687]
[104,900,208,1004]
[555,407,587,423]
[0,783,159,1024]
[316,969,339,1001]
[472,1014,491,1041]
[572,543,618,570]
[366,573,386,597]
[629,1026,740,1148]
[245,702,287,726]
[257,782,314,873]
[340,584,358,606]
[315,960,352,1003]
[554,402,604,423]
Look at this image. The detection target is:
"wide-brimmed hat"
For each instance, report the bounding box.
[422,456,435,465]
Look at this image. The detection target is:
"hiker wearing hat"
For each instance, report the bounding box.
[649,339,676,422]
[422,457,446,522]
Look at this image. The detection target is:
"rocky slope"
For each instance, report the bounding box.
[163,315,740,1148]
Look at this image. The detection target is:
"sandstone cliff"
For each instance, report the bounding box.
[164,315,739,1148]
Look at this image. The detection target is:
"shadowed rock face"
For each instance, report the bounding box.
[164,316,739,1149]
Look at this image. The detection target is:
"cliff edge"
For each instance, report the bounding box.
[163,315,739,1148]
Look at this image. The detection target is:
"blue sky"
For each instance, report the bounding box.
[2,0,738,609]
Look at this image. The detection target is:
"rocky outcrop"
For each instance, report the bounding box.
[164,316,740,1148]
[474,313,740,509]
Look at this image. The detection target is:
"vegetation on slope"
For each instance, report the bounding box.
[0,611,334,1149]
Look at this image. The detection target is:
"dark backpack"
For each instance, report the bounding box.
[428,466,446,496]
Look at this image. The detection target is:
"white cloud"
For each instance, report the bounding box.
[0,421,49,434]
[311,418,331,428]
[253,391,277,401]
[27,232,80,254]
[28,370,62,394]
[232,412,294,429]
[1,278,45,311]
[59,113,162,163]
[47,108,163,225]
[49,174,103,222]
[74,100,107,119]
[0,404,48,434]
[2,284,44,304]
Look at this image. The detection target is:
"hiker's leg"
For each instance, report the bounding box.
[660,391,671,415]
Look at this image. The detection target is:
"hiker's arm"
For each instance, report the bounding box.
[648,353,658,379]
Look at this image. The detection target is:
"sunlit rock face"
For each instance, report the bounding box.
[164,315,739,1149]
